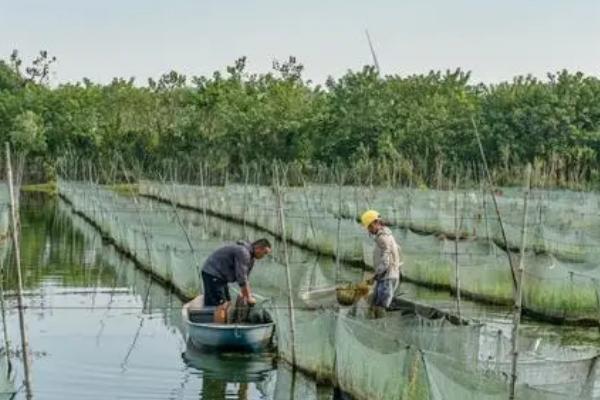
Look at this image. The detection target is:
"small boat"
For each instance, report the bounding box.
[182,296,275,352]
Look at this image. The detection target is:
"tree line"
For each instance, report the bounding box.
[2,50,600,187]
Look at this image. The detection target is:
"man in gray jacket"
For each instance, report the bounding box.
[360,210,402,318]
[201,238,272,307]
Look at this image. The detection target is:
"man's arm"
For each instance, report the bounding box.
[234,250,255,303]
[240,282,255,304]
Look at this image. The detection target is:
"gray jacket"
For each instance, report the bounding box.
[372,227,402,281]
[201,241,255,287]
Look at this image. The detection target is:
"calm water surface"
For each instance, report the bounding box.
[4,195,334,400]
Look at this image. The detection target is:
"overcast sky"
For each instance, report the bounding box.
[1,0,598,85]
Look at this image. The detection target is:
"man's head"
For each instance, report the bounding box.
[360,210,383,235]
[252,238,272,259]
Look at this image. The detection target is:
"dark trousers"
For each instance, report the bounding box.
[202,271,231,306]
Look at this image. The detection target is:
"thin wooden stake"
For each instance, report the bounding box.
[5,143,32,399]
[593,279,600,334]
[480,173,491,245]
[453,174,461,320]
[199,162,208,225]
[495,329,503,372]
[301,179,317,240]
[0,247,11,379]
[116,157,154,276]
[472,117,518,290]
[274,165,297,367]
[242,165,249,234]
[579,355,599,399]
[508,164,531,400]
[335,170,344,283]
[115,158,157,369]
[164,177,204,294]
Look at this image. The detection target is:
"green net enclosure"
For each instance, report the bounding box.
[60,180,600,399]
[137,179,600,320]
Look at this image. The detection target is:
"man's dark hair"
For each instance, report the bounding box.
[252,238,272,249]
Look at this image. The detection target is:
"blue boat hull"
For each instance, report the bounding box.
[183,297,275,352]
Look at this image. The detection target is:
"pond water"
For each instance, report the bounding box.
[3,192,598,400]
[3,194,337,400]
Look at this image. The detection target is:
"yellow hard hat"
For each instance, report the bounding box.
[360,210,380,229]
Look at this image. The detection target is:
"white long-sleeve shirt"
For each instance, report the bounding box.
[372,227,402,280]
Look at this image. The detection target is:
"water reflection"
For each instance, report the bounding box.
[183,343,276,399]
[3,193,338,400]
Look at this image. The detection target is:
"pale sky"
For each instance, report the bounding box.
[1,0,598,86]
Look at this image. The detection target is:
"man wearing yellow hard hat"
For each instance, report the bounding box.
[360,210,402,318]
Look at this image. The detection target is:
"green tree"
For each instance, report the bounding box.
[10,110,46,155]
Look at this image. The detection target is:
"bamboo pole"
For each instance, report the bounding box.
[0,247,11,379]
[116,157,154,276]
[115,158,157,369]
[508,164,531,400]
[453,174,461,320]
[472,117,518,290]
[163,176,204,294]
[495,329,503,372]
[274,165,297,367]
[5,143,32,399]
[353,174,360,221]
[335,169,344,283]
[480,173,491,246]
[593,279,600,334]
[199,162,208,225]
[14,153,23,206]
[301,179,317,240]
[579,354,599,399]
[242,165,249,234]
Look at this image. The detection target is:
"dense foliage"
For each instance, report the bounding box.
[2,51,600,186]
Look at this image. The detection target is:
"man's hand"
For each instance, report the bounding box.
[241,283,256,306]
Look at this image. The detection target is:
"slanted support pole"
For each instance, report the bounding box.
[509,164,531,400]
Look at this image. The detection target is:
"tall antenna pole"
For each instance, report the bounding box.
[365,29,381,73]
